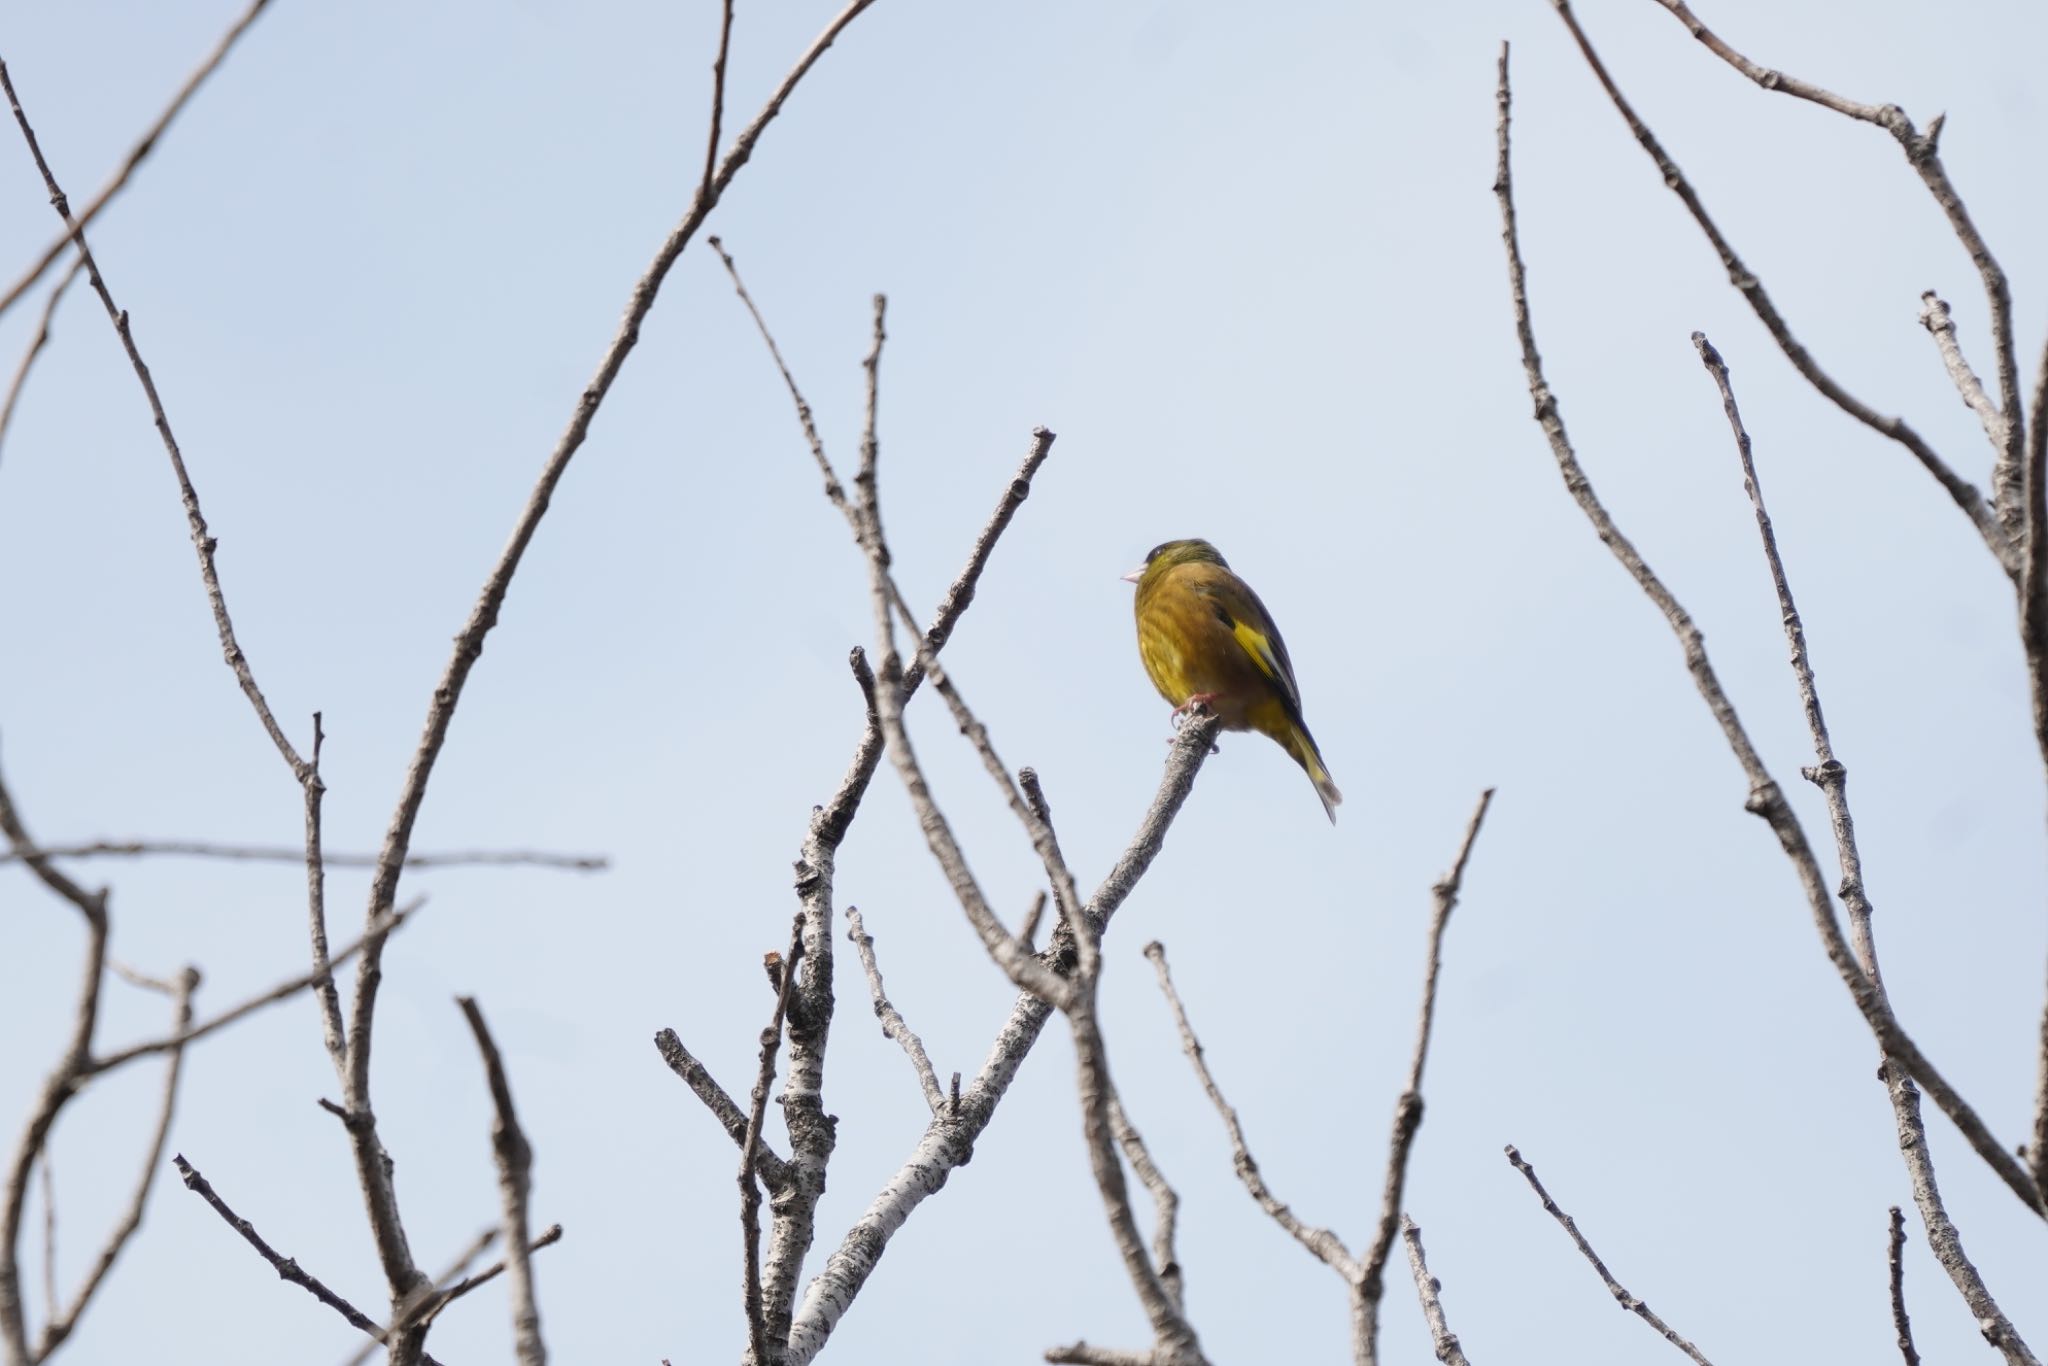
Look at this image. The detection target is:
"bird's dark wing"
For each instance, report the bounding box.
[1193,571,1304,718]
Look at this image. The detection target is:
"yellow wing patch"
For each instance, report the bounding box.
[1231,617,1280,681]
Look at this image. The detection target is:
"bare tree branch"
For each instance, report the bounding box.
[740,918,802,1366]
[1066,989,1205,1364]
[456,998,544,1366]
[0,756,109,1366]
[1494,36,2044,1222]
[32,968,196,1360]
[653,1032,792,1191]
[1399,1218,1470,1366]
[0,841,607,870]
[171,1155,446,1366]
[1356,788,1494,1365]
[845,908,945,1114]
[0,0,275,324]
[1919,292,2006,455]
[1543,1,2013,573]
[784,716,1220,1366]
[1107,1095,1182,1310]
[1505,1146,1712,1364]
[408,1224,562,1337]
[1045,1346,1159,1366]
[1648,0,2027,540]
[2026,332,2048,1204]
[0,258,81,470]
[83,905,415,1078]
[311,10,881,1345]
[1144,941,1358,1280]
[1693,331,2040,1360]
[301,713,347,1081]
[0,59,315,781]
[1888,1207,1921,1366]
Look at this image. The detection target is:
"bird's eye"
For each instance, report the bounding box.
[1145,542,1169,564]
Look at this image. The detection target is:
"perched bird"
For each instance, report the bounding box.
[1124,538,1342,822]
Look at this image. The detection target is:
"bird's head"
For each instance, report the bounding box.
[1121,538,1227,587]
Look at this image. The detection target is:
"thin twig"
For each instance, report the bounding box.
[0,841,608,870]
[0,257,82,470]
[1888,1207,1921,1366]
[0,0,275,323]
[1019,890,1048,951]
[1547,1,2013,573]
[707,240,1081,928]
[86,904,417,1077]
[741,916,803,1366]
[652,1031,792,1190]
[171,1155,445,1366]
[2026,329,2048,1203]
[855,401,1074,1006]
[1107,1095,1183,1309]
[1919,292,2006,454]
[36,969,198,1358]
[1399,1218,1471,1366]
[1066,989,1207,1364]
[1355,789,1495,1366]
[1505,1146,1712,1364]
[1,59,314,779]
[1496,37,2045,1223]
[1693,330,2041,1356]
[697,0,735,207]
[1144,942,1358,1280]
[35,1159,52,1331]
[845,908,945,1113]
[0,756,108,1364]
[410,1225,563,1336]
[456,999,544,1366]
[304,713,346,1079]
[1648,0,2026,543]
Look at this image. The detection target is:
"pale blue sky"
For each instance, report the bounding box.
[3,1,2044,1362]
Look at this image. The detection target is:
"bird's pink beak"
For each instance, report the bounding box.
[1120,566,1144,584]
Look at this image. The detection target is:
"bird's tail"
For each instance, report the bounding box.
[1288,723,1343,824]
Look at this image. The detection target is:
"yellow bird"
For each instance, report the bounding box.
[1124,539,1342,823]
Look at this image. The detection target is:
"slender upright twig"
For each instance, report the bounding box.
[1888,1207,1921,1366]
[456,999,544,1366]
[0,0,275,323]
[1505,1147,1713,1365]
[1355,790,1494,1363]
[845,908,945,1113]
[1919,292,2006,455]
[706,240,1081,930]
[1107,1095,1183,1309]
[1399,1219,1471,1366]
[740,917,802,1366]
